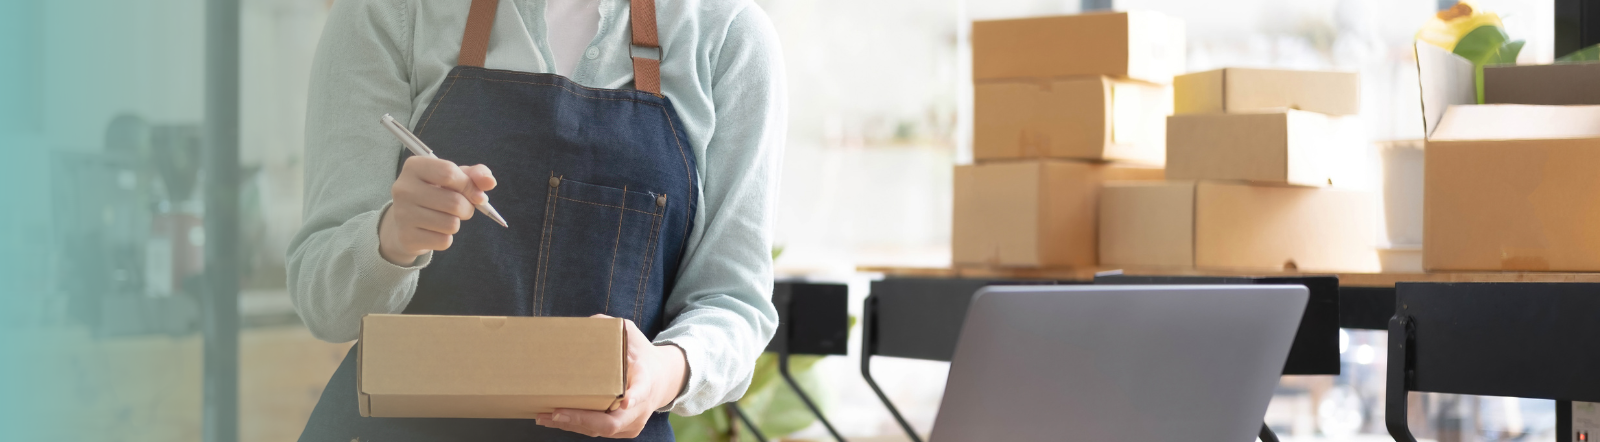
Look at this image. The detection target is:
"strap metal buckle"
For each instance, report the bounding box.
[629,44,661,61]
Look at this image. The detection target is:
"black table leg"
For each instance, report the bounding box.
[727,402,769,442]
[860,295,923,442]
[1258,423,1280,442]
[1386,315,1418,442]
[778,350,848,441]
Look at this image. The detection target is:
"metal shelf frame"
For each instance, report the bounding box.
[1385,282,1600,442]
[858,273,1597,442]
[748,281,852,442]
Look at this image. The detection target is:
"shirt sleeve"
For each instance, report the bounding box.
[651,4,787,415]
[286,0,427,343]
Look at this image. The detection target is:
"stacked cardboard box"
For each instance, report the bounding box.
[1100,68,1381,273]
[954,12,1182,268]
[1417,43,1600,271]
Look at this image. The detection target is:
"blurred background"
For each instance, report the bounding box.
[0,0,1564,440]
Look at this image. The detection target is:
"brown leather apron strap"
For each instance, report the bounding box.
[458,0,499,67]
[457,0,661,94]
[629,0,663,94]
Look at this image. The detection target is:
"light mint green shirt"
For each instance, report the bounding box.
[286,0,785,415]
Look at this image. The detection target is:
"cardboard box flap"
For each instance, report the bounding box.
[1430,105,1600,141]
[1484,62,1600,105]
[1415,42,1476,138]
[359,315,626,398]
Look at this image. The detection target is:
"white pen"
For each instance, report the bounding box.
[381,114,509,228]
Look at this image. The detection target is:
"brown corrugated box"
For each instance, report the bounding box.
[953,160,1163,268]
[1165,110,1364,187]
[1483,62,1600,105]
[974,76,1169,165]
[1416,42,1600,271]
[1423,105,1600,271]
[358,314,626,419]
[971,11,1185,84]
[1098,181,1378,272]
[1173,68,1360,116]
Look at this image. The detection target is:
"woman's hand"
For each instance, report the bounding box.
[377,156,497,266]
[536,315,688,438]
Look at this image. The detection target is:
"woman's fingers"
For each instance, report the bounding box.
[406,156,471,192]
[380,157,495,263]
[398,225,453,252]
[539,408,644,439]
[460,164,497,205]
[396,203,462,235]
[395,178,475,220]
[535,315,653,438]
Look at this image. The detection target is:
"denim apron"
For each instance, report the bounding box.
[298,0,695,439]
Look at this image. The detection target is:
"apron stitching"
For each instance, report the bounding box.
[459,75,695,235]
[536,174,560,316]
[443,74,694,318]
[555,196,662,216]
[633,200,665,321]
[602,186,628,315]
[654,106,697,257]
[418,73,465,134]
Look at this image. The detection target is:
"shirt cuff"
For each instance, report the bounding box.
[359,201,433,271]
[651,337,702,414]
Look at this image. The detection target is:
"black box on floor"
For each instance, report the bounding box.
[768,282,850,356]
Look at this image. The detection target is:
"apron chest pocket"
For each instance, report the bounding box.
[533,175,668,321]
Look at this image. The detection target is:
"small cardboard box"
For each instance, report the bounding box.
[974,76,1169,165]
[358,314,626,419]
[1099,181,1378,272]
[953,160,1163,268]
[1416,42,1600,271]
[971,11,1185,84]
[1174,68,1360,116]
[1483,62,1600,105]
[1165,110,1365,187]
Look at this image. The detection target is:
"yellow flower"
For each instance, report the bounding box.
[1416,1,1507,51]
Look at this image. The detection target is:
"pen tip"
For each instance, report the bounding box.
[476,202,509,228]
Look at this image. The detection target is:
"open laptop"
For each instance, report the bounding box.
[930,285,1307,442]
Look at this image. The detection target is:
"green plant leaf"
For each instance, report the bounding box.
[1452,25,1510,65]
[669,410,731,442]
[1453,26,1522,104]
[1494,40,1525,65]
[1558,43,1600,62]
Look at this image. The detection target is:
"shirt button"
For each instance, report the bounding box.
[584,46,600,60]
